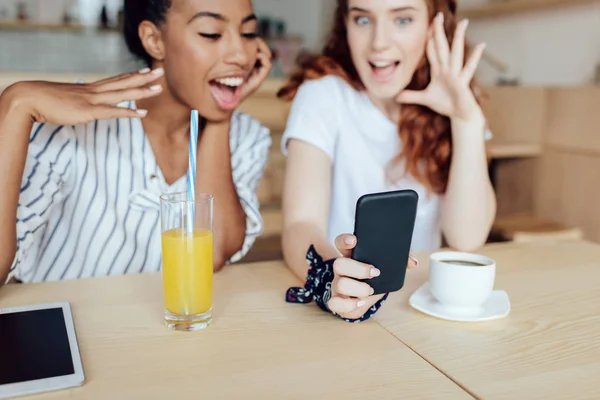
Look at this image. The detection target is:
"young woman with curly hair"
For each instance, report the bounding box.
[0,0,272,286]
[279,0,496,321]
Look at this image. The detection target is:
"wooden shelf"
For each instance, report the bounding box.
[488,142,542,159]
[0,20,84,32]
[491,212,583,243]
[458,0,599,19]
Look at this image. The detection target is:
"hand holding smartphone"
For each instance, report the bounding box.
[351,189,419,295]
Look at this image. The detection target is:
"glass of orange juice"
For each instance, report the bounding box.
[160,192,213,331]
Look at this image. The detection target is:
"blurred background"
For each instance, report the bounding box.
[0,0,599,260]
[0,0,598,83]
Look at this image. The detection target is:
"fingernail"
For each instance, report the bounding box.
[138,67,151,74]
[438,12,444,22]
[137,109,148,116]
[151,68,164,76]
[344,236,356,245]
[409,254,419,266]
[370,267,380,277]
[369,287,375,296]
[357,300,366,308]
[149,84,162,92]
[463,19,469,27]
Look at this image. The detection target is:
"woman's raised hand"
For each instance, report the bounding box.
[396,13,486,123]
[6,68,165,126]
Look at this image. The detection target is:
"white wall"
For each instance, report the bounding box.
[466,2,600,85]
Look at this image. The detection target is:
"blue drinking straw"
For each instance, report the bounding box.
[186,110,198,235]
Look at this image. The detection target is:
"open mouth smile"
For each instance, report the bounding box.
[209,75,246,111]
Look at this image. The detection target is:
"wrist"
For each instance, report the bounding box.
[452,104,485,129]
[1,82,36,119]
[451,107,486,142]
[200,119,231,150]
[204,118,230,131]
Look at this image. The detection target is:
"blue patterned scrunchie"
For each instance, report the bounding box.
[285,245,389,323]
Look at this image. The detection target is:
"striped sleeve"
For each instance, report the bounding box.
[228,112,272,264]
[6,123,75,283]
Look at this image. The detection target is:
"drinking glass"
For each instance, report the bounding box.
[160,192,213,331]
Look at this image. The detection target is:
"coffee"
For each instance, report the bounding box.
[440,260,488,267]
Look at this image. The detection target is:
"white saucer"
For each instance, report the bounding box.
[409,282,511,322]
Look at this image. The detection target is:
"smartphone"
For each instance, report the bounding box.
[351,189,419,295]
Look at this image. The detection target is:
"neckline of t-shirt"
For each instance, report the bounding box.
[128,100,187,191]
[356,89,398,132]
[325,75,398,132]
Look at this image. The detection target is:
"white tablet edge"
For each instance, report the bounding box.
[0,302,85,399]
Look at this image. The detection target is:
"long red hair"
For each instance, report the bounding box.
[277,0,484,195]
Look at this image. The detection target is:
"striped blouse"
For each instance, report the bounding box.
[7,104,271,283]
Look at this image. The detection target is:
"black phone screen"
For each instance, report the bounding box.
[0,308,74,385]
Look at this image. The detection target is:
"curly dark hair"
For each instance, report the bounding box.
[277,0,485,194]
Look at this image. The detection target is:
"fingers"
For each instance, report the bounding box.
[334,276,374,299]
[327,296,366,315]
[256,38,273,61]
[408,252,419,269]
[247,50,272,87]
[433,12,450,68]
[334,234,356,258]
[461,43,486,83]
[94,105,148,120]
[92,71,137,86]
[240,39,273,99]
[426,34,439,76]
[248,39,272,81]
[95,68,164,92]
[396,89,428,106]
[92,84,163,105]
[451,19,469,74]
[333,257,379,280]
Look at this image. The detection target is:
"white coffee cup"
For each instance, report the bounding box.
[429,251,496,313]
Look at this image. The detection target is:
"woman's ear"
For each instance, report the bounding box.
[138,21,165,62]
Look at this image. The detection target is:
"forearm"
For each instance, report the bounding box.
[441,117,496,251]
[0,85,34,282]
[196,121,246,269]
[282,221,339,282]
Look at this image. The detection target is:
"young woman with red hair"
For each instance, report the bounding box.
[280,0,496,321]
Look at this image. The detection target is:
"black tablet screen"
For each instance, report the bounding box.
[0,308,74,385]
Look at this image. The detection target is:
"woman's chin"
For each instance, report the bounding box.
[201,107,234,123]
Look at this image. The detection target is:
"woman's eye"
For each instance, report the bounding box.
[354,16,370,26]
[242,32,258,39]
[199,33,221,40]
[395,17,413,25]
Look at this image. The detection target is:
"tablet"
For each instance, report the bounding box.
[0,302,85,399]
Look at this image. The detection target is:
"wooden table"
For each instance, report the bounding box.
[376,239,600,399]
[0,262,469,399]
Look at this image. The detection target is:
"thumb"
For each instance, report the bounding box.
[334,233,356,258]
[396,89,428,105]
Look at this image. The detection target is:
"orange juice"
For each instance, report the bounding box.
[161,228,213,316]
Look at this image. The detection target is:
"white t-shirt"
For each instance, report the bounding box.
[281,75,489,252]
